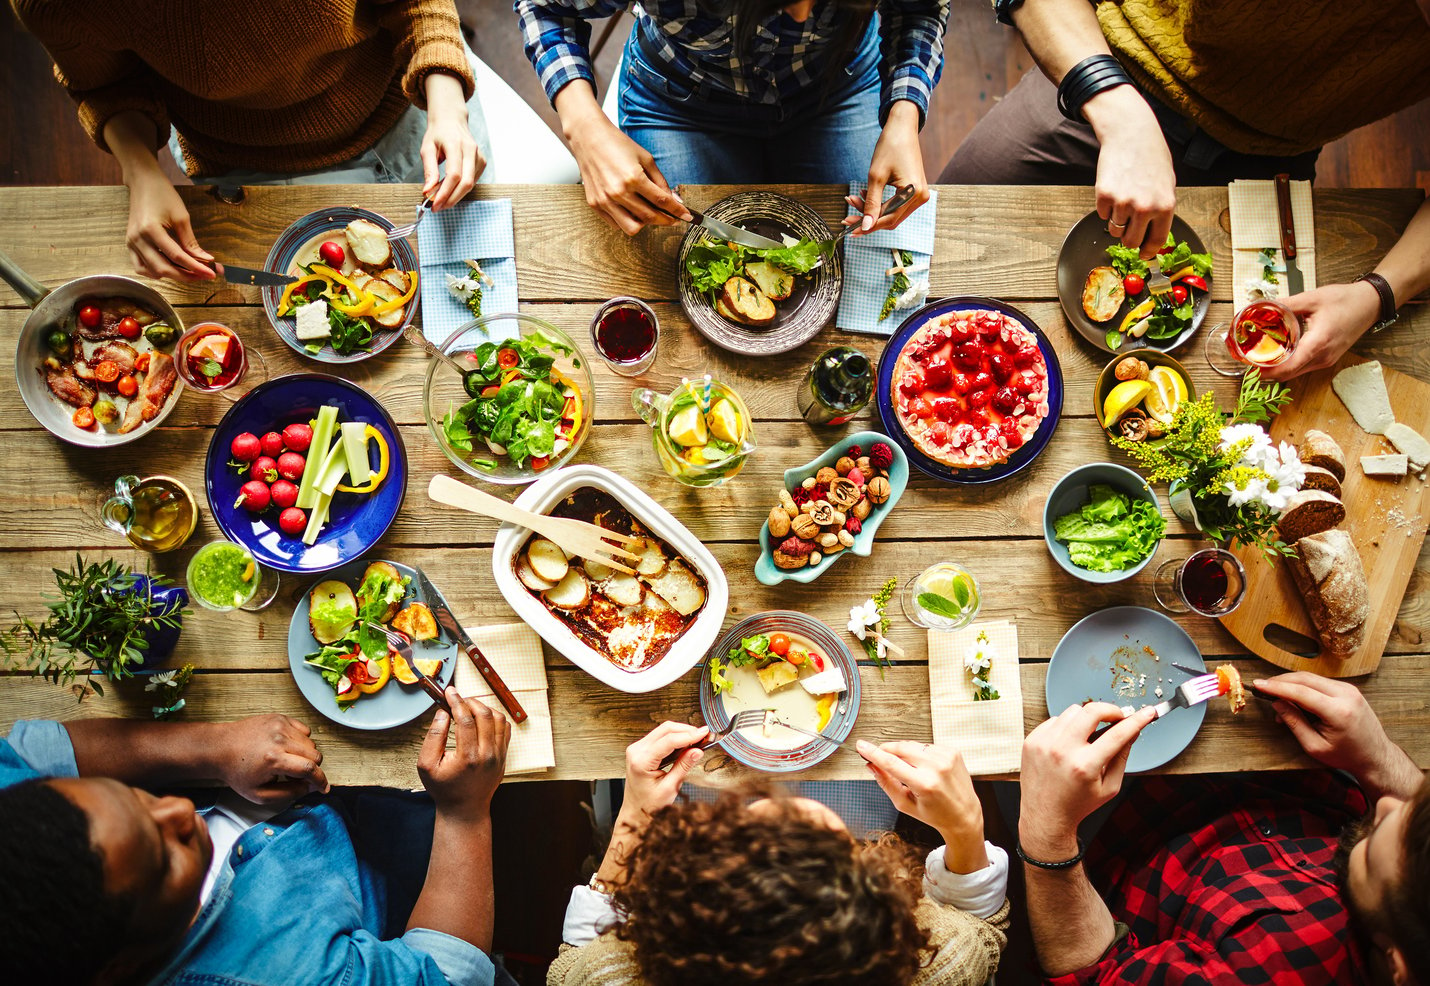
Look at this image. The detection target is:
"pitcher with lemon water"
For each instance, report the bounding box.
[632,376,756,487]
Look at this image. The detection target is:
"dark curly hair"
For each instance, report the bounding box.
[612,788,930,986]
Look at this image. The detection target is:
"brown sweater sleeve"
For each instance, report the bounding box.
[372,0,475,109]
[11,0,169,153]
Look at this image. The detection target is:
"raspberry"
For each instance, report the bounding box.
[870,442,894,470]
[844,517,862,534]
[778,537,813,557]
[845,444,863,459]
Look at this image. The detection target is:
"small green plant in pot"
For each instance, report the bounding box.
[2,555,189,695]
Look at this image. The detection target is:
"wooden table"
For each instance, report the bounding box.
[2,183,1427,788]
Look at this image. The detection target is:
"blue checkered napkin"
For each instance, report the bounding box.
[416,199,519,345]
[835,183,938,336]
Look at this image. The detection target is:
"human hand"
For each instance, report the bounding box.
[563,107,690,235]
[1255,672,1422,799]
[1257,281,1382,380]
[1019,702,1158,859]
[616,721,709,828]
[124,168,217,282]
[422,72,485,210]
[216,714,329,805]
[1082,86,1176,259]
[418,689,511,824]
[859,739,988,872]
[848,101,929,235]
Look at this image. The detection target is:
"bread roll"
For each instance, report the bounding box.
[1286,528,1368,659]
[1299,465,1342,499]
[1276,489,1346,544]
[1300,429,1346,482]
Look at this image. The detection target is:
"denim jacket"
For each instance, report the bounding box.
[0,721,494,986]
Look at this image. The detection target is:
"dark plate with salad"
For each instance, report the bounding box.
[261,206,418,365]
[423,312,594,485]
[677,191,842,356]
[287,559,457,730]
[1057,212,1214,354]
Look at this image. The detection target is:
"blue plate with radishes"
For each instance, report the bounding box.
[205,373,407,573]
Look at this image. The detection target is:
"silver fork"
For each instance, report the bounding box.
[363,620,450,713]
[1120,673,1222,720]
[1146,253,1172,300]
[386,198,432,241]
[657,710,767,769]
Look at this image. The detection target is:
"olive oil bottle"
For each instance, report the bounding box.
[797,347,873,425]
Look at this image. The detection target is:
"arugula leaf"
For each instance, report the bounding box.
[1105,244,1148,278]
[755,239,823,274]
[726,634,769,667]
[685,242,743,296]
[326,306,374,356]
[1144,298,1196,340]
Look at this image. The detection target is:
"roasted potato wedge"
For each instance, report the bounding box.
[391,601,438,641]
[1082,265,1125,323]
[345,219,392,267]
[719,276,775,327]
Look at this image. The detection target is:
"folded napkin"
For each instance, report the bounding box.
[1228,179,1317,309]
[836,182,938,336]
[452,622,554,775]
[416,199,519,345]
[928,620,1023,776]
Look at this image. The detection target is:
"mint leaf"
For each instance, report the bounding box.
[917,592,965,619]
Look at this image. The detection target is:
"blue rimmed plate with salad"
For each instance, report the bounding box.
[1056,211,1214,354]
[423,312,595,485]
[261,206,418,364]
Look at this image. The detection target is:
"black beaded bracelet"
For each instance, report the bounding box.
[1057,54,1133,123]
[1016,837,1086,870]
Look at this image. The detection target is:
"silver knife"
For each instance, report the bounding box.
[655,204,786,250]
[416,569,528,723]
[222,263,299,288]
[1274,174,1305,296]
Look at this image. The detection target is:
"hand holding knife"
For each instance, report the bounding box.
[416,569,528,724]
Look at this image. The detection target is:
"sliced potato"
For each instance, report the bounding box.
[719,276,775,327]
[543,569,590,610]
[391,602,438,641]
[629,537,667,577]
[392,653,418,685]
[745,261,794,301]
[1081,265,1125,323]
[644,559,705,617]
[583,558,614,582]
[414,658,442,678]
[714,296,740,322]
[345,218,392,267]
[756,661,799,694]
[350,271,375,293]
[377,268,411,293]
[516,554,556,592]
[603,572,645,607]
[527,539,570,583]
[364,277,406,328]
[308,580,357,644]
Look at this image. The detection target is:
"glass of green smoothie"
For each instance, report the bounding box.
[187,540,280,612]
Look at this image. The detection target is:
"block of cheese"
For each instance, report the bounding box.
[1385,422,1430,472]
[1331,361,1395,435]
[295,298,331,342]
[1360,454,1409,477]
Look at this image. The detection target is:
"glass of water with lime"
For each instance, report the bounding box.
[901,563,980,631]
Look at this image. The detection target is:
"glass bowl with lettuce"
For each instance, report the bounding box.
[423,313,595,485]
[1043,463,1166,583]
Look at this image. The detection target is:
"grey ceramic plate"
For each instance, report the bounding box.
[1044,605,1205,773]
[677,191,842,356]
[1056,212,1212,354]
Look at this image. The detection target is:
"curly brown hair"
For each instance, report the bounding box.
[611,788,930,986]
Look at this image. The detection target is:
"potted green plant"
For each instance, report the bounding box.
[2,555,189,694]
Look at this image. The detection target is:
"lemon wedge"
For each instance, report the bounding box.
[1144,366,1189,423]
[667,405,708,447]
[1245,334,1287,364]
[1103,379,1153,425]
[707,398,743,444]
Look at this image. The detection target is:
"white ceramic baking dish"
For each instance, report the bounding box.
[492,464,729,693]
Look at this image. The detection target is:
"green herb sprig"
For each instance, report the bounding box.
[880,250,913,321]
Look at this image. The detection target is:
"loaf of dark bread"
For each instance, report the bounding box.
[1300,429,1346,482]
[1277,489,1346,544]
[1299,465,1343,499]
[1286,528,1368,659]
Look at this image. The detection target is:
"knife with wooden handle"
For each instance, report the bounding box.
[416,568,527,723]
[1274,173,1305,296]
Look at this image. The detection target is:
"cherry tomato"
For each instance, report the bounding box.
[73,406,96,428]
[318,240,346,267]
[785,649,806,667]
[810,653,825,672]
[481,384,500,398]
[92,360,120,383]
[1179,274,1209,293]
[116,374,138,397]
[117,316,141,339]
[768,633,790,657]
[1123,274,1145,296]
[496,347,520,369]
[135,352,151,373]
[78,305,102,329]
[1170,284,1189,305]
[531,455,550,471]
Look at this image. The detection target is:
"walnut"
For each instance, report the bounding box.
[867,477,891,504]
[773,550,808,570]
[852,498,872,521]
[835,456,856,476]
[837,529,856,548]
[808,550,822,565]
[1118,409,1150,442]
[855,456,872,474]
[768,507,791,539]
[792,513,821,539]
[1114,356,1149,381]
[815,466,839,486]
[807,500,836,525]
[778,489,798,518]
[826,477,861,509]
[1145,417,1167,438]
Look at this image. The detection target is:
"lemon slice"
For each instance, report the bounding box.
[1144,366,1189,423]
[921,568,978,612]
[1102,379,1153,425]
[667,405,708,447]
[707,397,743,444]
[1245,334,1287,364]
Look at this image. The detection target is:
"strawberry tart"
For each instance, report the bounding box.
[891,308,1051,470]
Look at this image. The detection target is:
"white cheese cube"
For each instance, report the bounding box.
[1361,453,1409,477]
[1385,422,1430,472]
[295,298,331,341]
[799,666,847,696]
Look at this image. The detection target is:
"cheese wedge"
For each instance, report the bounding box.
[798,666,847,696]
[1331,361,1395,435]
[1385,422,1430,472]
[295,298,331,341]
[1360,453,1409,477]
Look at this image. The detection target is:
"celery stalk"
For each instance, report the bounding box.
[317,441,350,497]
[302,491,333,546]
[340,421,371,486]
[297,405,340,509]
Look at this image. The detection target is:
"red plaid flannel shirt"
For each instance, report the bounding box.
[1048,771,1371,986]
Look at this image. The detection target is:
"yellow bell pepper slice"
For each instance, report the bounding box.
[336,425,390,494]
[815,694,836,731]
[279,274,328,313]
[553,370,583,438]
[369,271,418,315]
[329,290,375,317]
[1118,297,1157,335]
[310,263,365,295]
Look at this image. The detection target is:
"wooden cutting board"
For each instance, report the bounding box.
[1221,354,1430,677]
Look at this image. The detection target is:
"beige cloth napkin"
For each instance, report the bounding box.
[453,622,554,775]
[928,620,1023,776]
[1228,179,1318,308]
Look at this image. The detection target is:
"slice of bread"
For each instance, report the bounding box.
[1286,528,1368,658]
[718,276,775,327]
[1081,265,1125,322]
[1277,488,1346,544]
[1300,429,1346,482]
[745,261,794,301]
[1299,465,1342,499]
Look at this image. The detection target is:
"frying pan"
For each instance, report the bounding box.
[0,247,186,447]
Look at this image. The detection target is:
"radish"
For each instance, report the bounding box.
[282,422,313,453]
[250,456,279,483]
[261,431,285,458]
[278,507,307,536]
[230,432,261,462]
[270,480,299,509]
[277,451,306,481]
[234,480,271,512]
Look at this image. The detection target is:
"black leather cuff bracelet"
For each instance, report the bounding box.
[1016,837,1086,870]
[1355,271,1399,332]
[1057,54,1133,123]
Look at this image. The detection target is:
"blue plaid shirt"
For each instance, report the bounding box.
[516,0,950,125]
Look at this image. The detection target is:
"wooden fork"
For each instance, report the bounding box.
[428,474,640,575]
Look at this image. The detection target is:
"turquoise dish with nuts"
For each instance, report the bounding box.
[754,430,909,586]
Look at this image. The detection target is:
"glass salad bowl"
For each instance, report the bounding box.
[423,313,596,485]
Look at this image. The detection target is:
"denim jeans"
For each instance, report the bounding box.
[617,18,884,186]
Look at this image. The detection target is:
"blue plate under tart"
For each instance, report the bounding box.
[876,296,1064,485]
[205,373,407,574]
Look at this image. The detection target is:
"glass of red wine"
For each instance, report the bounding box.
[1205,298,1301,378]
[1153,548,1247,617]
[590,297,659,376]
[174,322,267,402]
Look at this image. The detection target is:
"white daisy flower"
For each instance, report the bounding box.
[848,600,880,639]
